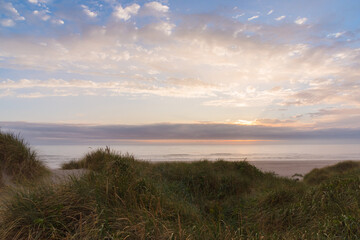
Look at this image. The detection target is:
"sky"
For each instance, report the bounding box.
[1,0,360,144]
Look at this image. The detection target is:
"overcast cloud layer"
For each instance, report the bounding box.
[1,0,360,142]
[2,122,360,145]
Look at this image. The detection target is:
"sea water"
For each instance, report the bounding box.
[34,144,360,169]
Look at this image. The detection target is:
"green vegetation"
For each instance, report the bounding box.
[1,142,360,239]
[304,160,360,185]
[0,131,48,184]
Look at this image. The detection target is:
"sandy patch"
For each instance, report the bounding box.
[49,169,88,184]
[250,160,350,177]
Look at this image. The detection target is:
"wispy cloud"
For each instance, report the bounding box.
[51,19,64,25]
[0,19,15,27]
[247,15,259,21]
[2,2,25,21]
[81,5,97,18]
[310,108,360,117]
[0,78,220,99]
[33,10,51,21]
[295,17,307,25]
[327,31,346,38]
[232,13,244,19]
[275,15,286,21]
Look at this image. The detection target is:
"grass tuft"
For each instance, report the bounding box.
[0,131,49,183]
[61,146,136,172]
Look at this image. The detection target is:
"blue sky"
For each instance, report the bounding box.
[1,0,360,143]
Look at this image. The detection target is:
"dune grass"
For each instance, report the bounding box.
[304,160,360,185]
[0,131,49,184]
[1,146,360,239]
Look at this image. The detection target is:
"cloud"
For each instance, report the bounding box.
[0,77,220,99]
[51,19,64,25]
[309,106,360,128]
[282,65,360,107]
[0,12,357,110]
[327,31,346,38]
[3,3,19,15]
[267,10,273,15]
[1,4,360,129]
[275,15,286,21]
[33,10,51,21]
[246,86,256,93]
[253,118,305,127]
[0,19,15,27]
[28,0,48,5]
[150,21,175,35]
[81,5,98,18]
[305,107,360,129]
[1,2,25,21]
[232,13,244,19]
[204,99,247,108]
[295,17,307,25]
[113,3,140,21]
[144,2,169,13]
[247,15,259,21]
[310,108,360,118]
[203,87,294,108]
[2,122,360,145]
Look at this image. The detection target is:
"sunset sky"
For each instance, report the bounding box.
[1,0,360,144]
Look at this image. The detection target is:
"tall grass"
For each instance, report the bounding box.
[1,149,179,239]
[1,146,360,239]
[0,131,48,183]
[304,160,360,185]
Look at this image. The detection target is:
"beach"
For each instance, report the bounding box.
[251,160,347,177]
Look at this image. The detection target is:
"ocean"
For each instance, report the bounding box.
[34,143,360,169]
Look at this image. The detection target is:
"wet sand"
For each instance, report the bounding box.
[251,160,351,177]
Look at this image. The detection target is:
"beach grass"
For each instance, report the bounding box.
[304,160,360,185]
[1,144,360,239]
[0,131,49,184]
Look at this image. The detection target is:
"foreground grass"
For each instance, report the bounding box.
[0,131,49,185]
[1,147,360,239]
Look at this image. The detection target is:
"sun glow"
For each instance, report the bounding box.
[234,120,257,126]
